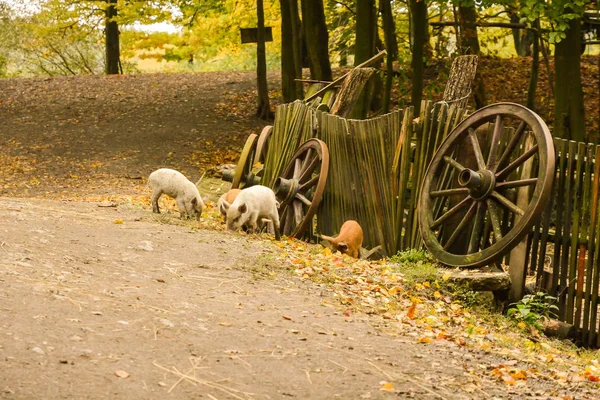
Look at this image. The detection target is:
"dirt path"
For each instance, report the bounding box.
[0,72,276,199]
[1,197,598,400]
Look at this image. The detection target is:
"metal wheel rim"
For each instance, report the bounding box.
[418,102,555,267]
[231,133,258,189]
[277,139,329,239]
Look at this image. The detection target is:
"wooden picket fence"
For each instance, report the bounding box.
[526,139,600,347]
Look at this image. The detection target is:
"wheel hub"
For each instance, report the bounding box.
[458,168,496,200]
[274,177,299,204]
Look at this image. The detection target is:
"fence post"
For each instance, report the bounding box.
[509,135,536,302]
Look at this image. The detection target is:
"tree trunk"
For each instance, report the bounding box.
[380,0,397,114]
[352,0,376,119]
[301,0,332,81]
[256,0,272,119]
[330,67,377,117]
[280,0,297,103]
[443,55,478,109]
[457,1,486,109]
[105,0,120,75]
[290,0,303,99]
[526,21,539,110]
[509,11,522,56]
[409,0,428,115]
[554,16,585,142]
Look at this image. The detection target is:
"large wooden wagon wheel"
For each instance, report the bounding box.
[222,133,260,189]
[419,103,555,267]
[274,139,329,238]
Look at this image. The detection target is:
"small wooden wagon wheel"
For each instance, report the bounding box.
[274,139,329,238]
[222,133,260,189]
[419,103,555,267]
[254,125,273,166]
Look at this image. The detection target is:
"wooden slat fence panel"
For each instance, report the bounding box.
[528,138,600,347]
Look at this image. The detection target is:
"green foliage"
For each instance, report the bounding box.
[389,249,437,283]
[445,283,482,308]
[507,292,559,330]
[516,0,587,43]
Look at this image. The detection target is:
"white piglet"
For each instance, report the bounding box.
[222,185,280,240]
[148,168,205,220]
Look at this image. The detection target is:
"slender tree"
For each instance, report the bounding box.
[105,0,120,74]
[280,0,297,102]
[457,0,486,108]
[409,0,428,115]
[280,0,303,102]
[256,0,272,119]
[289,0,303,99]
[526,20,539,110]
[380,0,397,113]
[352,0,376,118]
[301,0,332,81]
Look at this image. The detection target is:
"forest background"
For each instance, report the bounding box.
[1,0,600,142]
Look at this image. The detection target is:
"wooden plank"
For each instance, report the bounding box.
[240,27,274,43]
[566,142,585,325]
[395,107,414,251]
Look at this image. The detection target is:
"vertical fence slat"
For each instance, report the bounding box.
[589,146,600,347]
[581,144,596,343]
[566,142,585,324]
[552,139,567,302]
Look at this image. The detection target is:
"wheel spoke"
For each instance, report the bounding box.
[295,192,312,207]
[299,156,320,183]
[292,158,302,179]
[468,201,486,253]
[430,187,469,198]
[491,190,525,216]
[496,144,539,180]
[293,201,303,226]
[284,206,294,235]
[443,155,466,173]
[299,175,319,191]
[302,148,313,170]
[443,202,477,251]
[279,206,288,235]
[487,115,504,170]
[468,128,486,170]
[486,199,503,242]
[431,196,472,229]
[495,178,538,189]
[495,121,526,172]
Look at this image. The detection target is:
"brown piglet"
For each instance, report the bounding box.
[218,189,242,219]
[320,220,363,258]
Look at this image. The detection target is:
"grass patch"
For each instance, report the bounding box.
[388,249,438,284]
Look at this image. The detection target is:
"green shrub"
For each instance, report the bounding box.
[507,292,559,330]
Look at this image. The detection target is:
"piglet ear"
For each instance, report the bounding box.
[238,202,247,214]
[338,242,348,253]
[222,200,230,210]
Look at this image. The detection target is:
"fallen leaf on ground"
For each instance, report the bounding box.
[115,370,129,378]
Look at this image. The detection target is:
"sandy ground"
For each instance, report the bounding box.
[2,197,588,400]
